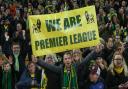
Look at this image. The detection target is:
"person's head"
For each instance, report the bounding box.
[72,1,79,9]
[5,9,10,16]
[119,8,124,15]
[0,6,4,12]
[116,24,120,31]
[16,23,22,31]
[27,61,36,74]
[3,62,11,72]
[12,42,20,55]
[0,54,4,66]
[89,65,100,82]
[45,54,57,64]
[115,36,121,43]
[111,15,118,24]
[47,0,51,5]
[94,43,104,54]
[31,55,37,63]
[96,57,107,68]
[121,0,126,7]
[88,60,96,70]
[72,49,82,62]
[115,42,124,54]
[113,52,123,68]
[63,52,72,69]
[96,57,103,64]
[99,8,104,15]
[28,3,32,8]
[95,0,99,7]
[106,37,113,49]
[108,51,128,76]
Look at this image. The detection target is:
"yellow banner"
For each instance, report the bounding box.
[28,6,100,56]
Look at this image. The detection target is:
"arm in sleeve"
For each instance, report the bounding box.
[79,51,98,66]
[37,59,61,74]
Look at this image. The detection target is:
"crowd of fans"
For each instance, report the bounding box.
[0,0,128,89]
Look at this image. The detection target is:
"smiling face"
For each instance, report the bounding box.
[113,55,123,68]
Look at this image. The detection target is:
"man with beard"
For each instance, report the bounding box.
[10,41,25,82]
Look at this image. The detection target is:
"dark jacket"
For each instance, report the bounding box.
[13,30,30,61]
[106,70,128,89]
[1,68,16,89]
[0,67,2,89]
[1,35,12,55]
[102,47,114,65]
[100,68,107,80]
[84,78,106,89]
[16,69,42,89]
[37,51,98,89]
[45,69,61,89]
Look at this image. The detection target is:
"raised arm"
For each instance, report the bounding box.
[79,51,98,66]
[37,58,62,74]
[79,44,103,66]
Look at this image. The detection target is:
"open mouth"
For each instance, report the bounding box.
[66,63,71,66]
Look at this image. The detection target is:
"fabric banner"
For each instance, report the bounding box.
[28,6,100,56]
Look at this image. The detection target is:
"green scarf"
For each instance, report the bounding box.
[14,54,19,72]
[62,65,78,89]
[2,70,12,89]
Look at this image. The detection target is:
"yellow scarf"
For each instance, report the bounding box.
[4,25,8,31]
[30,72,47,89]
[31,74,37,89]
[41,70,47,89]
[114,67,124,74]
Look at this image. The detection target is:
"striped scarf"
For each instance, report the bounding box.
[62,65,78,89]
[41,69,47,89]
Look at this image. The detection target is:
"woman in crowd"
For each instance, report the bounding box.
[72,49,83,64]
[106,51,128,89]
